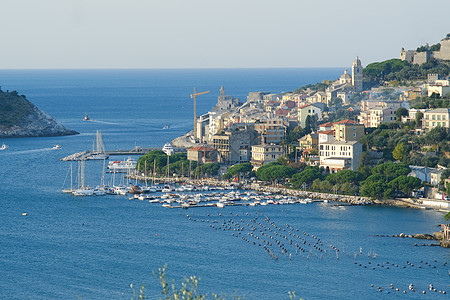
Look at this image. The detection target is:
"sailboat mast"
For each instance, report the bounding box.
[101,158,106,187]
[153,159,156,185]
[80,158,85,189]
[145,160,148,187]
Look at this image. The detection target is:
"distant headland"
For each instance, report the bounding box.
[0,88,78,138]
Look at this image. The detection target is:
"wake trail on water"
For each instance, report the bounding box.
[5,148,56,155]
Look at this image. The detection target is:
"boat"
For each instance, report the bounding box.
[61,164,74,193]
[83,114,93,121]
[52,144,62,150]
[162,143,174,156]
[129,185,143,194]
[162,124,170,130]
[107,157,137,172]
[86,130,109,160]
[0,143,8,150]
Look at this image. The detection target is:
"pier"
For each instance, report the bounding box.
[60,146,186,161]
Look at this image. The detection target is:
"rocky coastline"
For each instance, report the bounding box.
[0,91,78,138]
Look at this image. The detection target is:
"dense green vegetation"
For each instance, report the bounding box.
[363,58,450,88]
[222,163,254,180]
[292,80,334,94]
[0,89,35,127]
[137,150,198,177]
[255,162,296,183]
[410,95,450,109]
[360,122,450,168]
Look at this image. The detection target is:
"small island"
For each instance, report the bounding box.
[0,88,78,138]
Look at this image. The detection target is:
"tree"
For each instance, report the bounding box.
[393,143,406,161]
[395,107,408,120]
[256,164,297,183]
[415,112,423,127]
[445,212,450,221]
[371,162,410,180]
[290,166,322,188]
[388,175,422,196]
[222,163,253,180]
[360,180,388,199]
[325,170,364,185]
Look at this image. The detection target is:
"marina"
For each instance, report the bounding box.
[1,69,448,300]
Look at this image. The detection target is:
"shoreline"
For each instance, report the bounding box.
[130,174,450,213]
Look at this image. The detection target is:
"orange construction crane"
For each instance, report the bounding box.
[190,88,210,139]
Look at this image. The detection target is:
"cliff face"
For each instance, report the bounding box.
[0,90,78,138]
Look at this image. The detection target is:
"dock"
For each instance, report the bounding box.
[61,146,186,161]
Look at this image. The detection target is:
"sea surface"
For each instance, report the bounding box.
[0,69,448,300]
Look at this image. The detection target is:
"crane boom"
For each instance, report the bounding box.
[190,89,210,140]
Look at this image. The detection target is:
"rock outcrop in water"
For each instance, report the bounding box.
[0,89,78,138]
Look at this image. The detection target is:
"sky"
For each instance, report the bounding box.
[1,0,449,69]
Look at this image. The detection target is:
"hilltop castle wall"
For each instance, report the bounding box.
[400,38,450,65]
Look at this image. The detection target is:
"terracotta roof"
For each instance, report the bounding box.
[317,130,335,135]
[298,104,311,109]
[187,146,216,151]
[319,122,333,127]
[333,119,356,125]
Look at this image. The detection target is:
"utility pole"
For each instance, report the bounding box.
[190,88,210,140]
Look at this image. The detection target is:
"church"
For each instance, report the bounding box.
[324,57,363,105]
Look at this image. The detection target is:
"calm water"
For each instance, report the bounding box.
[0,69,448,299]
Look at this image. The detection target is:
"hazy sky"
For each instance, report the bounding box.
[1,0,449,69]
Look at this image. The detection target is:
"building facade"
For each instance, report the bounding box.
[319,140,362,172]
[333,120,365,142]
[422,108,450,131]
[358,106,397,128]
[250,144,283,168]
[187,146,218,164]
[210,123,259,164]
[298,103,322,128]
[254,119,286,144]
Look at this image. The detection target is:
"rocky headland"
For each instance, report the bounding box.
[0,89,78,138]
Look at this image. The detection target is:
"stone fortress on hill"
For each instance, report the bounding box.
[400,35,450,65]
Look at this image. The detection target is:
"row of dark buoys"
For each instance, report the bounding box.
[370,283,446,294]
[186,211,448,295]
[186,211,333,261]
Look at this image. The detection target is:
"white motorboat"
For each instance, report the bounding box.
[0,143,8,150]
[107,157,137,172]
[52,144,62,150]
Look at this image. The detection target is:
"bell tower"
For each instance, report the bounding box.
[352,57,363,93]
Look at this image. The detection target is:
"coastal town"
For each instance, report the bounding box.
[164,36,450,213]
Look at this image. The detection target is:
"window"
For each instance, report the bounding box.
[425,115,429,120]
[437,115,441,120]
[432,115,435,120]
[443,115,446,120]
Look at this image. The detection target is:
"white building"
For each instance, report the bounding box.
[319,140,362,172]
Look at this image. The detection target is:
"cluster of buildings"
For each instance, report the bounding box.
[183,56,449,187]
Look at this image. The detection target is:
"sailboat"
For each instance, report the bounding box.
[87,130,109,160]
[61,164,74,193]
[72,158,95,196]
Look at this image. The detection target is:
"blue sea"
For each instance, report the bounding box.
[0,69,448,300]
